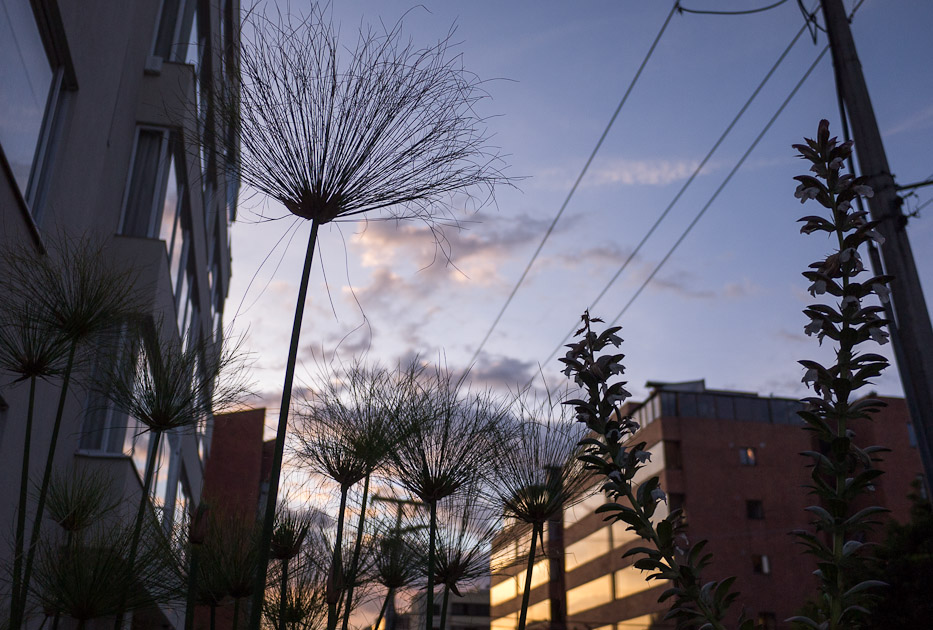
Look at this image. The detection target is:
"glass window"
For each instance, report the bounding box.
[660,392,677,416]
[524,599,550,624]
[490,577,518,607]
[739,447,757,466]
[565,526,610,572]
[152,0,184,60]
[715,396,735,420]
[679,394,697,418]
[122,129,170,237]
[696,394,716,418]
[664,440,682,470]
[0,0,56,203]
[614,564,657,599]
[515,559,549,593]
[752,554,771,575]
[746,500,765,520]
[566,575,612,615]
[908,423,918,448]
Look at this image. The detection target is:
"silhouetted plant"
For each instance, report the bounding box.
[263,527,331,630]
[0,301,68,619]
[0,235,141,630]
[101,322,251,628]
[422,489,498,630]
[271,507,312,630]
[391,365,505,630]
[487,395,591,630]
[33,515,182,630]
[44,469,120,539]
[292,361,405,630]
[212,8,509,624]
[788,119,890,630]
[370,517,424,630]
[561,311,750,629]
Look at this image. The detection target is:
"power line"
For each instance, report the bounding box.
[467,1,680,367]
[603,45,830,330]
[531,19,813,381]
[677,0,790,17]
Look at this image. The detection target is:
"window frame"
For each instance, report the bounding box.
[118,126,173,238]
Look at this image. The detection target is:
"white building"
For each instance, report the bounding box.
[0,0,240,626]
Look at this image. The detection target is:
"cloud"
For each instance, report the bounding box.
[468,354,538,391]
[884,105,933,137]
[536,157,705,189]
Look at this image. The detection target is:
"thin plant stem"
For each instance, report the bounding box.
[327,485,350,630]
[10,375,37,625]
[438,585,450,630]
[233,598,241,630]
[425,500,438,630]
[185,546,201,630]
[114,429,163,630]
[279,557,290,630]
[517,523,540,630]
[17,340,78,629]
[251,219,320,630]
[372,589,391,630]
[341,473,371,630]
[210,604,216,630]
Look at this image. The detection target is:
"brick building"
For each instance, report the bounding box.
[490,381,924,630]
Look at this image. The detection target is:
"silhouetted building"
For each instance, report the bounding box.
[490,381,924,630]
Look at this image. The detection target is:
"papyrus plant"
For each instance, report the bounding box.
[390,365,504,630]
[292,362,404,630]
[0,235,140,630]
[561,311,750,629]
[102,322,251,627]
[487,395,591,630]
[212,10,508,624]
[788,119,890,630]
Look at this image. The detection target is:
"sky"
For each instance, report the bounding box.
[224,0,933,437]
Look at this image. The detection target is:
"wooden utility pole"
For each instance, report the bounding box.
[822,0,933,487]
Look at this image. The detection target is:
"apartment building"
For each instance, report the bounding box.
[490,381,923,630]
[0,0,239,626]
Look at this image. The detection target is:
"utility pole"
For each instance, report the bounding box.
[822,0,933,487]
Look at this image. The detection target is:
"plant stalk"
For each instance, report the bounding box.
[17,341,78,629]
[10,375,37,627]
[341,473,371,630]
[250,219,320,630]
[438,585,451,630]
[327,485,350,630]
[517,523,539,630]
[279,557,290,630]
[425,499,438,630]
[372,588,391,630]
[185,546,201,630]
[233,598,241,630]
[114,429,163,630]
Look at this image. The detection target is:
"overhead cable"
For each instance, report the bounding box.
[677,0,790,17]
[467,1,680,366]
[532,19,813,379]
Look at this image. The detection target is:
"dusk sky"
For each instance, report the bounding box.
[224,0,933,436]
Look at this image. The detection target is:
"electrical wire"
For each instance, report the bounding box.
[677,0,790,16]
[530,19,813,380]
[467,1,680,367]
[603,45,830,329]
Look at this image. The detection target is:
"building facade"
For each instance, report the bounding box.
[490,381,924,630]
[0,0,239,626]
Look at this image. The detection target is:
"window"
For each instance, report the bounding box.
[121,128,176,238]
[746,500,765,520]
[739,447,757,466]
[664,440,683,470]
[0,0,62,211]
[752,554,771,575]
[0,393,8,443]
[908,423,918,448]
[757,612,777,630]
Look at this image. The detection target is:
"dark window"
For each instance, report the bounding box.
[696,394,716,418]
[670,493,687,525]
[739,447,757,466]
[679,394,697,417]
[715,395,735,420]
[660,391,678,416]
[746,500,765,520]
[757,612,777,630]
[665,441,683,470]
[752,554,771,575]
[908,423,918,448]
